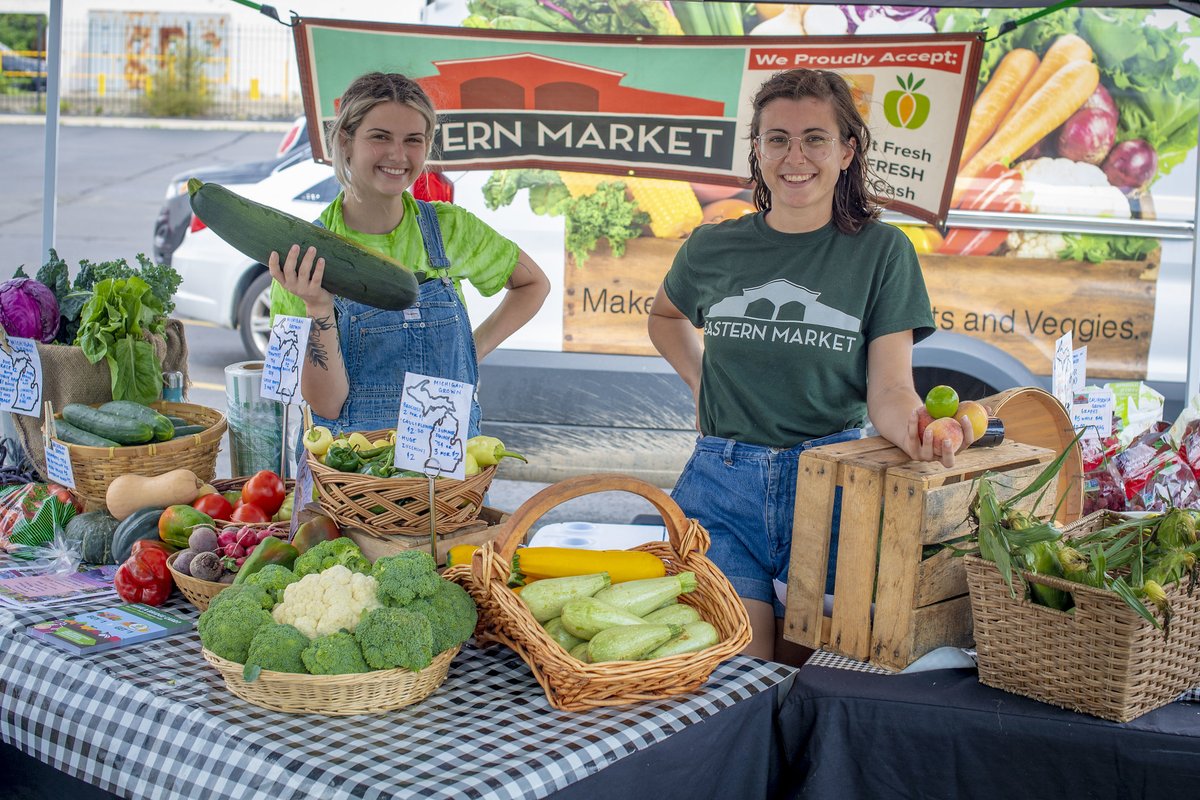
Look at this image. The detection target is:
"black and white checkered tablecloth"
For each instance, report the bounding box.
[0,598,795,800]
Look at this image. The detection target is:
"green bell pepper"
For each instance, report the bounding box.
[233,536,299,584]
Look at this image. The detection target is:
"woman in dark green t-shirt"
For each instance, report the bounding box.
[648,69,976,663]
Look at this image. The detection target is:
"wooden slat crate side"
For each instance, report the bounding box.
[869,473,928,669]
[884,441,1053,490]
[784,452,841,648]
[828,462,887,661]
[903,595,975,671]
[918,456,1055,545]
[914,548,968,608]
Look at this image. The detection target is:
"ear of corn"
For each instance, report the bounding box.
[625,176,703,238]
[556,171,703,239]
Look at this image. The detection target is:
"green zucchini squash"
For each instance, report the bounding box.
[165,415,189,427]
[170,424,208,438]
[99,400,175,442]
[187,178,419,310]
[62,404,154,445]
[53,419,120,448]
[112,507,167,563]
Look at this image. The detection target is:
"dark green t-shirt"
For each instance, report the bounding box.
[663,213,934,447]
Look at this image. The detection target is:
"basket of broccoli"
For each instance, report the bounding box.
[198,538,477,714]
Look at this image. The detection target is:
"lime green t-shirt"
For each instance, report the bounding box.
[270,192,519,318]
[663,214,934,447]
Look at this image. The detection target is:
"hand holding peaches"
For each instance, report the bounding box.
[910,385,990,465]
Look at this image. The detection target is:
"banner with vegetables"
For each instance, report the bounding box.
[293,17,982,225]
[939,6,1200,236]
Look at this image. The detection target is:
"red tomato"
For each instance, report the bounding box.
[193,493,235,521]
[241,470,285,515]
[230,503,271,524]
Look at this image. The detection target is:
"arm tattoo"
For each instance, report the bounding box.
[307,313,334,370]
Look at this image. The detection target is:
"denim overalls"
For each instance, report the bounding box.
[311,199,482,439]
[670,428,863,616]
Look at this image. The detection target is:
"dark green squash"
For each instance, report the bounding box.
[112,506,167,563]
[64,510,120,564]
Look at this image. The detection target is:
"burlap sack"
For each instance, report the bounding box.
[12,318,190,479]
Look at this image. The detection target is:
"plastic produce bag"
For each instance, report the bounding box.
[0,483,82,550]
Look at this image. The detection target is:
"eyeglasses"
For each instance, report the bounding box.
[755,133,838,161]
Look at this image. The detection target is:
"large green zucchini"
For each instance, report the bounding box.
[187,178,419,310]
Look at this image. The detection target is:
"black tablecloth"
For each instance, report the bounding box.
[776,665,1200,800]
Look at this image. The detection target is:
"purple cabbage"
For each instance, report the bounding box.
[840,5,938,33]
[0,277,60,342]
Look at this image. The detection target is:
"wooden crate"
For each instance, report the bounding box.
[782,437,1058,671]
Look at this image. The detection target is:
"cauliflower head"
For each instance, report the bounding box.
[271,564,382,638]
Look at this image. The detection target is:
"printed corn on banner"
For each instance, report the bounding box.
[293,19,983,226]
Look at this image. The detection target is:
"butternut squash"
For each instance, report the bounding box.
[106,469,204,520]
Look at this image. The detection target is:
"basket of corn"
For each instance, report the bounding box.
[962,447,1200,722]
[443,473,751,712]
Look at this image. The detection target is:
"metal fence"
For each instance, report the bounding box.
[0,16,303,121]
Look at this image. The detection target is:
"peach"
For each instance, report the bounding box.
[957,400,989,440]
[916,406,934,441]
[926,417,965,456]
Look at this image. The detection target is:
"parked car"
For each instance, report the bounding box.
[153,117,312,267]
[0,41,46,91]
[159,122,453,358]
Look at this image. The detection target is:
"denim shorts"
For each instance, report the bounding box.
[670,429,863,616]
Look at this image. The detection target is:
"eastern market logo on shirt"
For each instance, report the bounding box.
[703,279,862,353]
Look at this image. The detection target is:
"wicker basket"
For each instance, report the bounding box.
[202,644,460,714]
[443,474,752,712]
[167,551,230,611]
[210,477,297,529]
[965,510,1200,722]
[308,433,495,537]
[45,401,227,511]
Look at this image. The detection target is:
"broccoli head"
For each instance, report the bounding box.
[293,538,371,578]
[372,550,441,607]
[244,564,299,606]
[198,589,275,663]
[208,583,273,611]
[407,579,478,654]
[301,631,371,675]
[244,623,310,676]
[355,606,434,671]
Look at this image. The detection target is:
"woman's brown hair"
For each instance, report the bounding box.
[747,69,886,233]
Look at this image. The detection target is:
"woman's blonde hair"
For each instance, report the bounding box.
[747,69,886,234]
[327,72,437,199]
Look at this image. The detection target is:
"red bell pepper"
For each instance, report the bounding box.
[114,546,174,606]
[941,164,1024,256]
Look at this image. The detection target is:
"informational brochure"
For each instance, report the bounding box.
[0,565,117,609]
[27,602,192,655]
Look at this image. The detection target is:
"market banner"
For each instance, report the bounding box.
[293,19,983,226]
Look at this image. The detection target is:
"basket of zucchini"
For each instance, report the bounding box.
[43,399,227,510]
[443,474,752,712]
